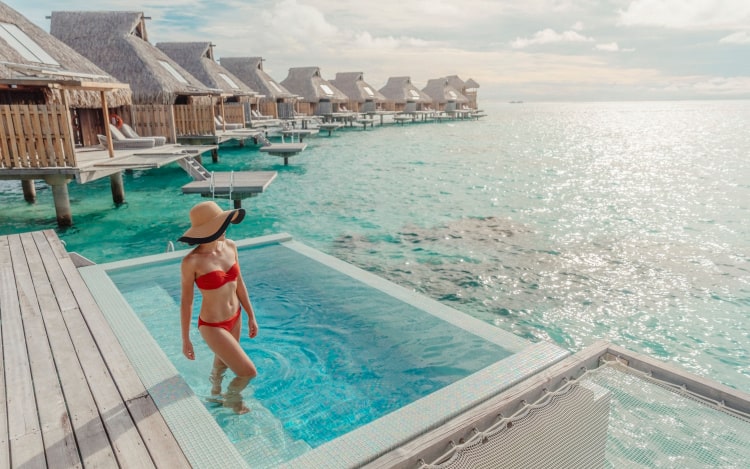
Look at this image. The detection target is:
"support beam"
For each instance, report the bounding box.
[44,175,74,227]
[109,172,125,205]
[21,179,36,203]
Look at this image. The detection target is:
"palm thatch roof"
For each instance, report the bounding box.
[465,78,480,89]
[280,67,347,103]
[220,57,295,100]
[329,72,387,103]
[422,78,469,104]
[378,76,432,104]
[156,42,257,98]
[50,11,216,104]
[0,2,131,107]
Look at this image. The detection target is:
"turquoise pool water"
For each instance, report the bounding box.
[106,240,515,464]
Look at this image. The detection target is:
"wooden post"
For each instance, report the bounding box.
[109,172,125,205]
[22,179,36,203]
[100,90,115,158]
[233,199,242,209]
[44,175,73,227]
[211,148,218,163]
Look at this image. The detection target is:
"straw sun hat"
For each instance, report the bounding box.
[178,201,245,245]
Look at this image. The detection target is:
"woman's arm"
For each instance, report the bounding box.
[231,241,258,338]
[180,256,197,359]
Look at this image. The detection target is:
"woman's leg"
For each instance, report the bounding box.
[209,357,228,398]
[199,323,256,413]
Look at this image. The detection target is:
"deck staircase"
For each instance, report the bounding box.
[177,156,211,181]
[255,132,273,147]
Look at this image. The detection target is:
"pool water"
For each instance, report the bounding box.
[107,241,514,463]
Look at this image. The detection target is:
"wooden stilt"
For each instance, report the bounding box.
[45,175,73,227]
[109,172,125,205]
[233,199,242,209]
[211,148,219,163]
[22,179,36,203]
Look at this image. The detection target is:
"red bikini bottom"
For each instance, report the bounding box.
[198,307,241,332]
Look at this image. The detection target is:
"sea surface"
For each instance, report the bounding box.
[2,100,748,393]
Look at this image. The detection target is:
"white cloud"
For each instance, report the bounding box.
[511,28,594,49]
[719,31,750,44]
[353,32,432,50]
[571,21,584,31]
[619,0,750,30]
[596,42,620,51]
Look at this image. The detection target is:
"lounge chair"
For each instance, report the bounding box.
[251,109,274,120]
[98,124,156,149]
[215,115,244,130]
[120,123,167,146]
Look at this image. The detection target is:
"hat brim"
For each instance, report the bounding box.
[178,208,245,245]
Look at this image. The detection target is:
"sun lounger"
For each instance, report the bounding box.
[98,124,156,149]
[251,109,274,120]
[215,115,244,130]
[120,123,167,146]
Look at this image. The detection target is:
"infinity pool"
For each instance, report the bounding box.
[82,234,564,468]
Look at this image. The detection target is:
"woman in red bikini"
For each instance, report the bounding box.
[179,201,259,414]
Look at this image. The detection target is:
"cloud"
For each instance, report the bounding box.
[511,28,594,49]
[353,32,432,50]
[595,42,635,52]
[719,31,750,44]
[619,0,750,30]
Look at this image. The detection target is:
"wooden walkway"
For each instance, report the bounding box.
[0,230,190,468]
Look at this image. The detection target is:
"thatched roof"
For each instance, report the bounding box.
[280,66,347,103]
[50,11,216,104]
[220,57,294,100]
[465,78,480,89]
[0,2,131,108]
[422,78,469,104]
[156,42,257,98]
[378,76,432,104]
[329,72,386,103]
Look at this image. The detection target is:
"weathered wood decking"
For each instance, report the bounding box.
[0,230,189,468]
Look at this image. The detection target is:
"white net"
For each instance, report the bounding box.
[422,381,611,468]
[580,363,750,468]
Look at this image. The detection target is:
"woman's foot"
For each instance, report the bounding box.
[223,397,250,414]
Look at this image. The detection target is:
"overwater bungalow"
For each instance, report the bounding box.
[155,42,258,130]
[329,72,387,114]
[422,77,469,112]
[220,56,297,120]
[378,76,432,113]
[50,11,221,143]
[446,75,480,109]
[280,66,348,117]
[0,2,137,226]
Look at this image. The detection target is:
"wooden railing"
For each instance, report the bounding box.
[0,104,76,168]
[219,103,245,125]
[173,104,215,137]
[125,104,176,143]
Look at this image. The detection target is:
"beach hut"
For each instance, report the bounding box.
[421,77,469,112]
[378,76,432,113]
[50,11,219,141]
[0,1,132,225]
[279,66,347,116]
[220,56,296,120]
[329,72,387,113]
[156,42,257,128]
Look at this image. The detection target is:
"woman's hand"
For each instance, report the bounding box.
[248,317,259,338]
[183,339,195,360]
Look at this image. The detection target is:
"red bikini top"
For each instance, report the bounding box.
[195,262,239,290]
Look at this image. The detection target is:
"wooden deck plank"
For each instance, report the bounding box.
[44,231,190,468]
[0,236,13,469]
[29,231,117,467]
[3,234,46,468]
[17,234,81,469]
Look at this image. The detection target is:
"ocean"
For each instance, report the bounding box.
[1,100,748,393]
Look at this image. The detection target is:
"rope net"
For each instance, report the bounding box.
[420,361,750,468]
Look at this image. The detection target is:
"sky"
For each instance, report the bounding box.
[7,0,750,101]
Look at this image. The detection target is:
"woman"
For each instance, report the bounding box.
[179,201,259,414]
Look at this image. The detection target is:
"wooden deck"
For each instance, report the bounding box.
[0,230,190,469]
